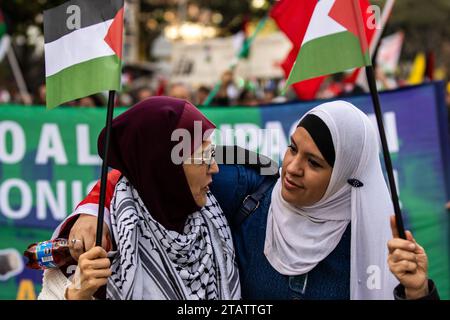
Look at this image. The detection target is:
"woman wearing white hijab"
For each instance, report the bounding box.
[264,100,398,299]
[63,100,437,299]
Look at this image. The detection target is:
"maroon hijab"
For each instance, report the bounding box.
[98,96,216,233]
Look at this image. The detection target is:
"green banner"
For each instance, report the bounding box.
[0,83,449,299]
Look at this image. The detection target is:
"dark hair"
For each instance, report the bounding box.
[298,114,335,167]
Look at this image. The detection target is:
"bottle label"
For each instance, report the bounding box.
[36,241,56,268]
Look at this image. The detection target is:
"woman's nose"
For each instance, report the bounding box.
[208,161,219,174]
[286,157,304,177]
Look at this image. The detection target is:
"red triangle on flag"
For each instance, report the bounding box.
[104,7,124,59]
[343,0,377,85]
[271,0,374,100]
[271,0,323,100]
[328,0,369,55]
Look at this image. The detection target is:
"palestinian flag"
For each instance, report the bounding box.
[44,0,124,109]
[286,0,371,86]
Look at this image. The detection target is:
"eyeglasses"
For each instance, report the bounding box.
[184,144,216,170]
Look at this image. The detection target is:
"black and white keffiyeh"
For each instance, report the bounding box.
[106,177,241,300]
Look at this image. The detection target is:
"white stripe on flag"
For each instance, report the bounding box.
[45,19,115,77]
[301,0,346,46]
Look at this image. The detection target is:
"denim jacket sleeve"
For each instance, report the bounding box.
[210,164,267,224]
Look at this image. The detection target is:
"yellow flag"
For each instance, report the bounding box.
[408,53,426,85]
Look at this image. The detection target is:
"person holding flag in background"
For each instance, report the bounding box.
[39,0,440,300]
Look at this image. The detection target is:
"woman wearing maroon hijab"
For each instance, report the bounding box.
[39,97,241,300]
[98,96,213,233]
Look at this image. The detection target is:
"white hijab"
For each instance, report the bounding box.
[264,101,398,299]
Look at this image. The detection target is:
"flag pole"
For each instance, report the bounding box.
[6,43,32,105]
[354,0,396,90]
[350,0,406,239]
[95,90,116,247]
[365,66,406,239]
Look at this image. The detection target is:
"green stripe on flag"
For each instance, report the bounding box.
[0,23,6,37]
[46,55,121,109]
[287,31,371,85]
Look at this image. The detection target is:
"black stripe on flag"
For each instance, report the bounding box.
[44,0,123,44]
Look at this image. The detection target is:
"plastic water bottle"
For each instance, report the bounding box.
[24,239,75,270]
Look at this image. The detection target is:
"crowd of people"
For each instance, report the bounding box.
[0,70,288,108]
[3,66,445,109]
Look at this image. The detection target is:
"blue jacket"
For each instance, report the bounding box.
[210,164,351,300]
